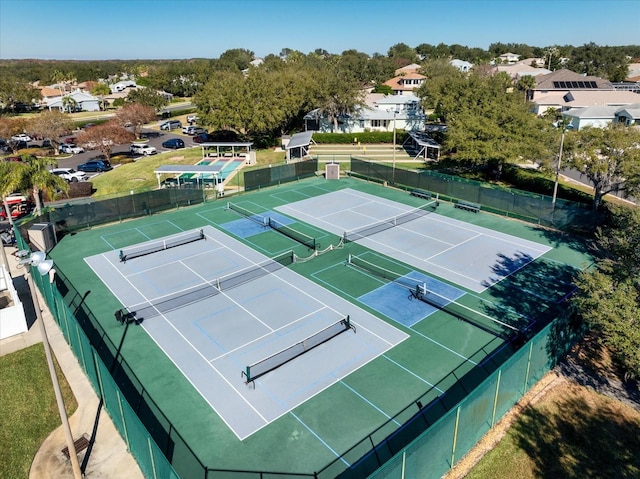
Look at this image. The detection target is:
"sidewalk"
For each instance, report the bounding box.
[0,246,144,479]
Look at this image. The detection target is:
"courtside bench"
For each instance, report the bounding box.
[61,434,90,460]
[455,200,481,213]
[410,189,432,200]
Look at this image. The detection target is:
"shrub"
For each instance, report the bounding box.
[312,131,409,144]
[68,181,93,198]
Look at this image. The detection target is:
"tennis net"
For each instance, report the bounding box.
[344,200,438,242]
[346,254,519,339]
[227,202,267,226]
[268,218,317,250]
[243,316,355,383]
[119,250,294,322]
[119,229,205,262]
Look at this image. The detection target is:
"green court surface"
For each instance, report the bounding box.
[49,176,592,477]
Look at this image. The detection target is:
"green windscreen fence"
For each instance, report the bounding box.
[244,159,318,191]
[18,187,206,240]
[18,178,581,479]
[349,157,603,231]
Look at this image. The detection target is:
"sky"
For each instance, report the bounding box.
[0,0,638,60]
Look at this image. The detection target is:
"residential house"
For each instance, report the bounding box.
[304,93,425,134]
[561,103,640,130]
[498,52,520,64]
[492,62,551,80]
[110,80,137,94]
[46,89,100,112]
[395,63,422,75]
[450,59,473,72]
[532,90,640,115]
[383,72,426,95]
[614,103,640,126]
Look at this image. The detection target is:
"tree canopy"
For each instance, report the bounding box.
[573,205,640,380]
[565,124,640,209]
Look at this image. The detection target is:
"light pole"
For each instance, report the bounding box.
[22,251,83,479]
[551,122,567,216]
[392,110,398,183]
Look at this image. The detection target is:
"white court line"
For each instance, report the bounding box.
[208,306,332,362]
[124,244,227,280]
[99,252,271,430]
[311,265,478,365]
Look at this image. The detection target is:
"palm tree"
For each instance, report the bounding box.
[516,75,537,102]
[62,96,78,113]
[22,157,68,215]
[0,161,27,226]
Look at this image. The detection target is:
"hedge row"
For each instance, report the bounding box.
[312,131,409,144]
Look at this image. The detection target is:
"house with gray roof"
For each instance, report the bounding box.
[46,89,100,112]
[562,103,640,130]
[304,94,425,133]
[615,103,640,126]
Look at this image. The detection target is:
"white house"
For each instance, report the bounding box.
[532,90,640,115]
[110,80,137,94]
[615,103,640,126]
[498,52,520,64]
[450,59,473,72]
[46,89,100,112]
[304,94,426,134]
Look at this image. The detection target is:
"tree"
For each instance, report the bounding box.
[565,124,640,209]
[572,205,640,380]
[76,121,134,162]
[387,43,418,65]
[28,111,74,154]
[0,161,27,225]
[313,64,365,132]
[91,83,111,96]
[0,75,41,112]
[417,69,552,175]
[0,117,30,153]
[126,88,168,110]
[515,74,537,102]
[115,104,156,139]
[61,96,78,113]
[20,156,68,214]
[567,42,630,81]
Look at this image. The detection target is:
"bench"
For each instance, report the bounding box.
[455,200,481,213]
[410,189,432,200]
[61,434,90,460]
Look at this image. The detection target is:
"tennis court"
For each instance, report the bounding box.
[277,188,552,293]
[47,176,587,476]
[85,225,408,439]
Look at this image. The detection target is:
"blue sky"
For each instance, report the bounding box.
[1,0,638,60]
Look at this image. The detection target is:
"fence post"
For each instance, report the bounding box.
[450,406,461,468]
[491,369,502,427]
[524,341,534,391]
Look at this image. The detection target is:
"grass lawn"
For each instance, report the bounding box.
[89,146,287,196]
[459,342,640,479]
[0,344,77,479]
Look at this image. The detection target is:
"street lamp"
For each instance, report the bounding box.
[21,251,83,479]
[392,109,399,183]
[551,121,569,217]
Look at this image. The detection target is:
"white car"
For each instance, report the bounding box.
[11,133,31,142]
[183,126,206,136]
[186,114,198,124]
[50,168,88,183]
[59,143,85,154]
[129,143,157,156]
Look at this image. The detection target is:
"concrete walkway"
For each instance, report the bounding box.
[0,246,144,479]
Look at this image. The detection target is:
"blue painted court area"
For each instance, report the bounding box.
[359,273,465,327]
[222,210,296,239]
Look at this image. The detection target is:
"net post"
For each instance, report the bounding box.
[119,250,125,262]
[199,228,205,240]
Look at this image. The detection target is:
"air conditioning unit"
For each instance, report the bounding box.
[28,223,57,253]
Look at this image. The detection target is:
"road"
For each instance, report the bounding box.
[54,127,195,173]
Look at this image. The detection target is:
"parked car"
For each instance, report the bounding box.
[160,120,182,131]
[129,143,157,156]
[0,194,34,220]
[50,167,88,182]
[183,126,206,136]
[192,133,209,144]
[11,133,31,142]
[77,159,112,172]
[161,138,185,149]
[186,114,198,124]
[59,143,85,154]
